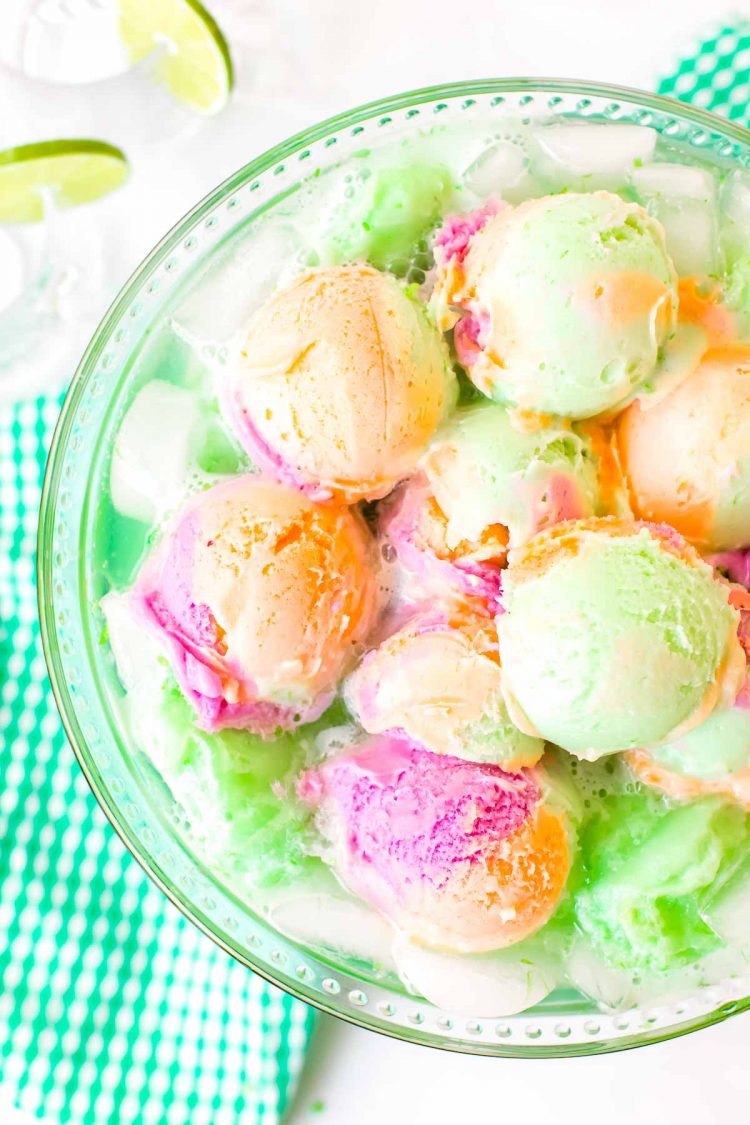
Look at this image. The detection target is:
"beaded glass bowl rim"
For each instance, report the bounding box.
[38,77,750,1057]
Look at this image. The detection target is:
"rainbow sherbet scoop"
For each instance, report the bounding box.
[107,158,750,1019]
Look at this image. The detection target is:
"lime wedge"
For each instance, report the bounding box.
[0,140,129,224]
[118,0,233,115]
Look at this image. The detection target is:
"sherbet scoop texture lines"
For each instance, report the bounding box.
[0,397,314,1125]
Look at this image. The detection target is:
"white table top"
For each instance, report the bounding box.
[282,3,750,1121]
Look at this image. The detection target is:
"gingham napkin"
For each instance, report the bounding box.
[2,17,750,1125]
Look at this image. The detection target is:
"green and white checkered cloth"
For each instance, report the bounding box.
[1,17,750,1125]
[658,18,750,117]
[0,392,315,1125]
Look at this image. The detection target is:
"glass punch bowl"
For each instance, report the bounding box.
[39,79,750,1056]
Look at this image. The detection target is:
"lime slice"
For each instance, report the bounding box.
[118,0,233,115]
[0,140,129,224]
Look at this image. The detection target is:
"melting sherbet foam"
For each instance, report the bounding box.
[133,475,379,733]
[431,191,678,418]
[498,518,744,758]
[640,690,750,782]
[103,595,331,892]
[723,256,750,337]
[225,264,457,503]
[299,735,571,954]
[625,581,750,807]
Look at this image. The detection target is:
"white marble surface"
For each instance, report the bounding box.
[4,0,750,1120]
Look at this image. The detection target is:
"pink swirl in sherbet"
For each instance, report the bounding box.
[725,583,750,664]
[433,202,500,370]
[535,473,588,530]
[433,199,501,268]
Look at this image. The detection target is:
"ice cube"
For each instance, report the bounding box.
[657,204,716,276]
[101,591,168,701]
[463,141,531,203]
[102,594,192,779]
[721,170,750,263]
[100,600,185,778]
[171,219,304,350]
[565,941,637,1010]
[631,162,715,202]
[110,380,204,525]
[269,889,397,969]
[392,936,555,1017]
[534,124,656,183]
[631,162,718,276]
[701,855,750,948]
[627,948,745,1012]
